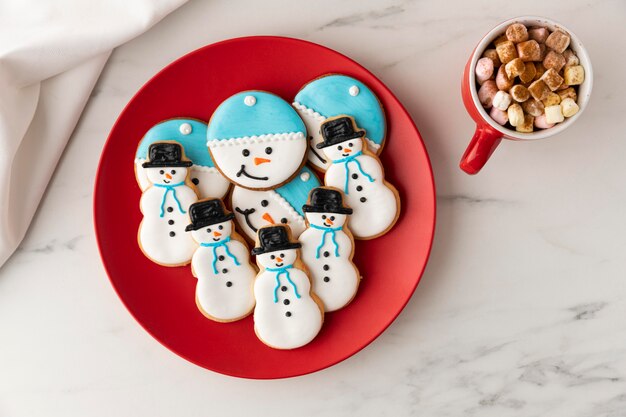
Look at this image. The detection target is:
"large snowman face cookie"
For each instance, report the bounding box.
[293,74,386,171]
[207,92,308,190]
[231,166,320,241]
[135,119,230,199]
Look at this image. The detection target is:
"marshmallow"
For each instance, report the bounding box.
[516,114,534,133]
[557,87,577,102]
[478,80,498,108]
[528,27,549,43]
[542,92,561,107]
[489,106,509,125]
[516,40,541,62]
[505,58,525,79]
[494,34,509,46]
[534,114,555,129]
[519,62,537,84]
[496,40,518,64]
[564,65,585,85]
[522,98,545,117]
[561,97,580,117]
[506,23,529,43]
[482,49,502,67]
[507,103,524,127]
[543,50,566,72]
[546,30,571,53]
[533,62,547,80]
[545,105,565,124]
[528,80,551,101]
[510,84,530,102]
[541,68,564,91]
[496,65,515,90]
[563,49,579,67]
[475,57,495,84]
[493,90,512,110]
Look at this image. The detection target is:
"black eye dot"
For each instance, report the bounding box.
[338,145,343,150]
[191,178,199,185]
[265,147,272,155]
[261,200,269,207]
[171,170,176,174]
[308,136,313,140]
[218,225,223,230]
[348,142,354,147]
[280,253,285,258]
[330,216,335,221]
[207,228,211,233]
[159,170,164,174]
[280,218,288,224]
[242,149,250,157]
[270,255,275,259]
[322,215,326,219]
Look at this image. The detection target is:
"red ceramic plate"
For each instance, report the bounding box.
[94,36,435,379]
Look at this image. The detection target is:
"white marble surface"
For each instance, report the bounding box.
[1,0,625,415]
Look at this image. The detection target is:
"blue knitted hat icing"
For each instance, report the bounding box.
[294,75,385,147]
[207,92,306,141]
[136,119,215,168]
[273,166,320,217]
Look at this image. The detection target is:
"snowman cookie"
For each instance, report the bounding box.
[231,166,321,242]
[251,225,324,350]
[300,187,360,312]
[186,199,257,322]
[318,116,400,239]
[135,118,230,199]
[138,142,199,266]
[207,91,308,190]
[293,74,386,171]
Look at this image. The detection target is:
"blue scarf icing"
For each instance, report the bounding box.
[331,151,374,194]
[153,182,186,217]
[266,265,301,303]
[310,224,341,258]
[200,236,241,274]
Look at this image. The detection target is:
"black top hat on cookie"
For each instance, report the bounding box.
[316,116,365,149]
[142,142,193,168]
[302,188,353,215]
[251,225,301,255]
[185,199,234,231]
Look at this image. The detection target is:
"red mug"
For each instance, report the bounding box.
[460,16,593,174]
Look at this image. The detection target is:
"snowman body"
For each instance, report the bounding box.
[323,141,397,238]
[299,213,359,312]
[254,249,323,349]
[139,171,198,265]
[190,221,256,321]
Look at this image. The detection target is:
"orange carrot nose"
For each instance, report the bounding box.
[262,212,275,224]
[276,257,283,263]
[213,231,221,237]
[165,173,173,179]
[254,157,271,165]
[343,148,352,153]
[325,218,334,225]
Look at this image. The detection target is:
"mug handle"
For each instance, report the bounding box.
[459,124,503,174]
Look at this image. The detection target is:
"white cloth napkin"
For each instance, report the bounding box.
[0,0,187,267]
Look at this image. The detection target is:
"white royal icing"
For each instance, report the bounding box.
[207,132,307,190]
[254,248,323,349]
[321,139,398,239]
[231,186,307,241]
[190,220,256,321]
[299,212,360,312]
[135,158,230,200]
[138,168,198,266]
[293,102,382,172]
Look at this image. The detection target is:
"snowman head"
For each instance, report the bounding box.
[305,212,348,229]
[190,220,233,244]
[257,249,298,269]
[207,92,307,189]
[146,167,189,186]
[316,116,366,162]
